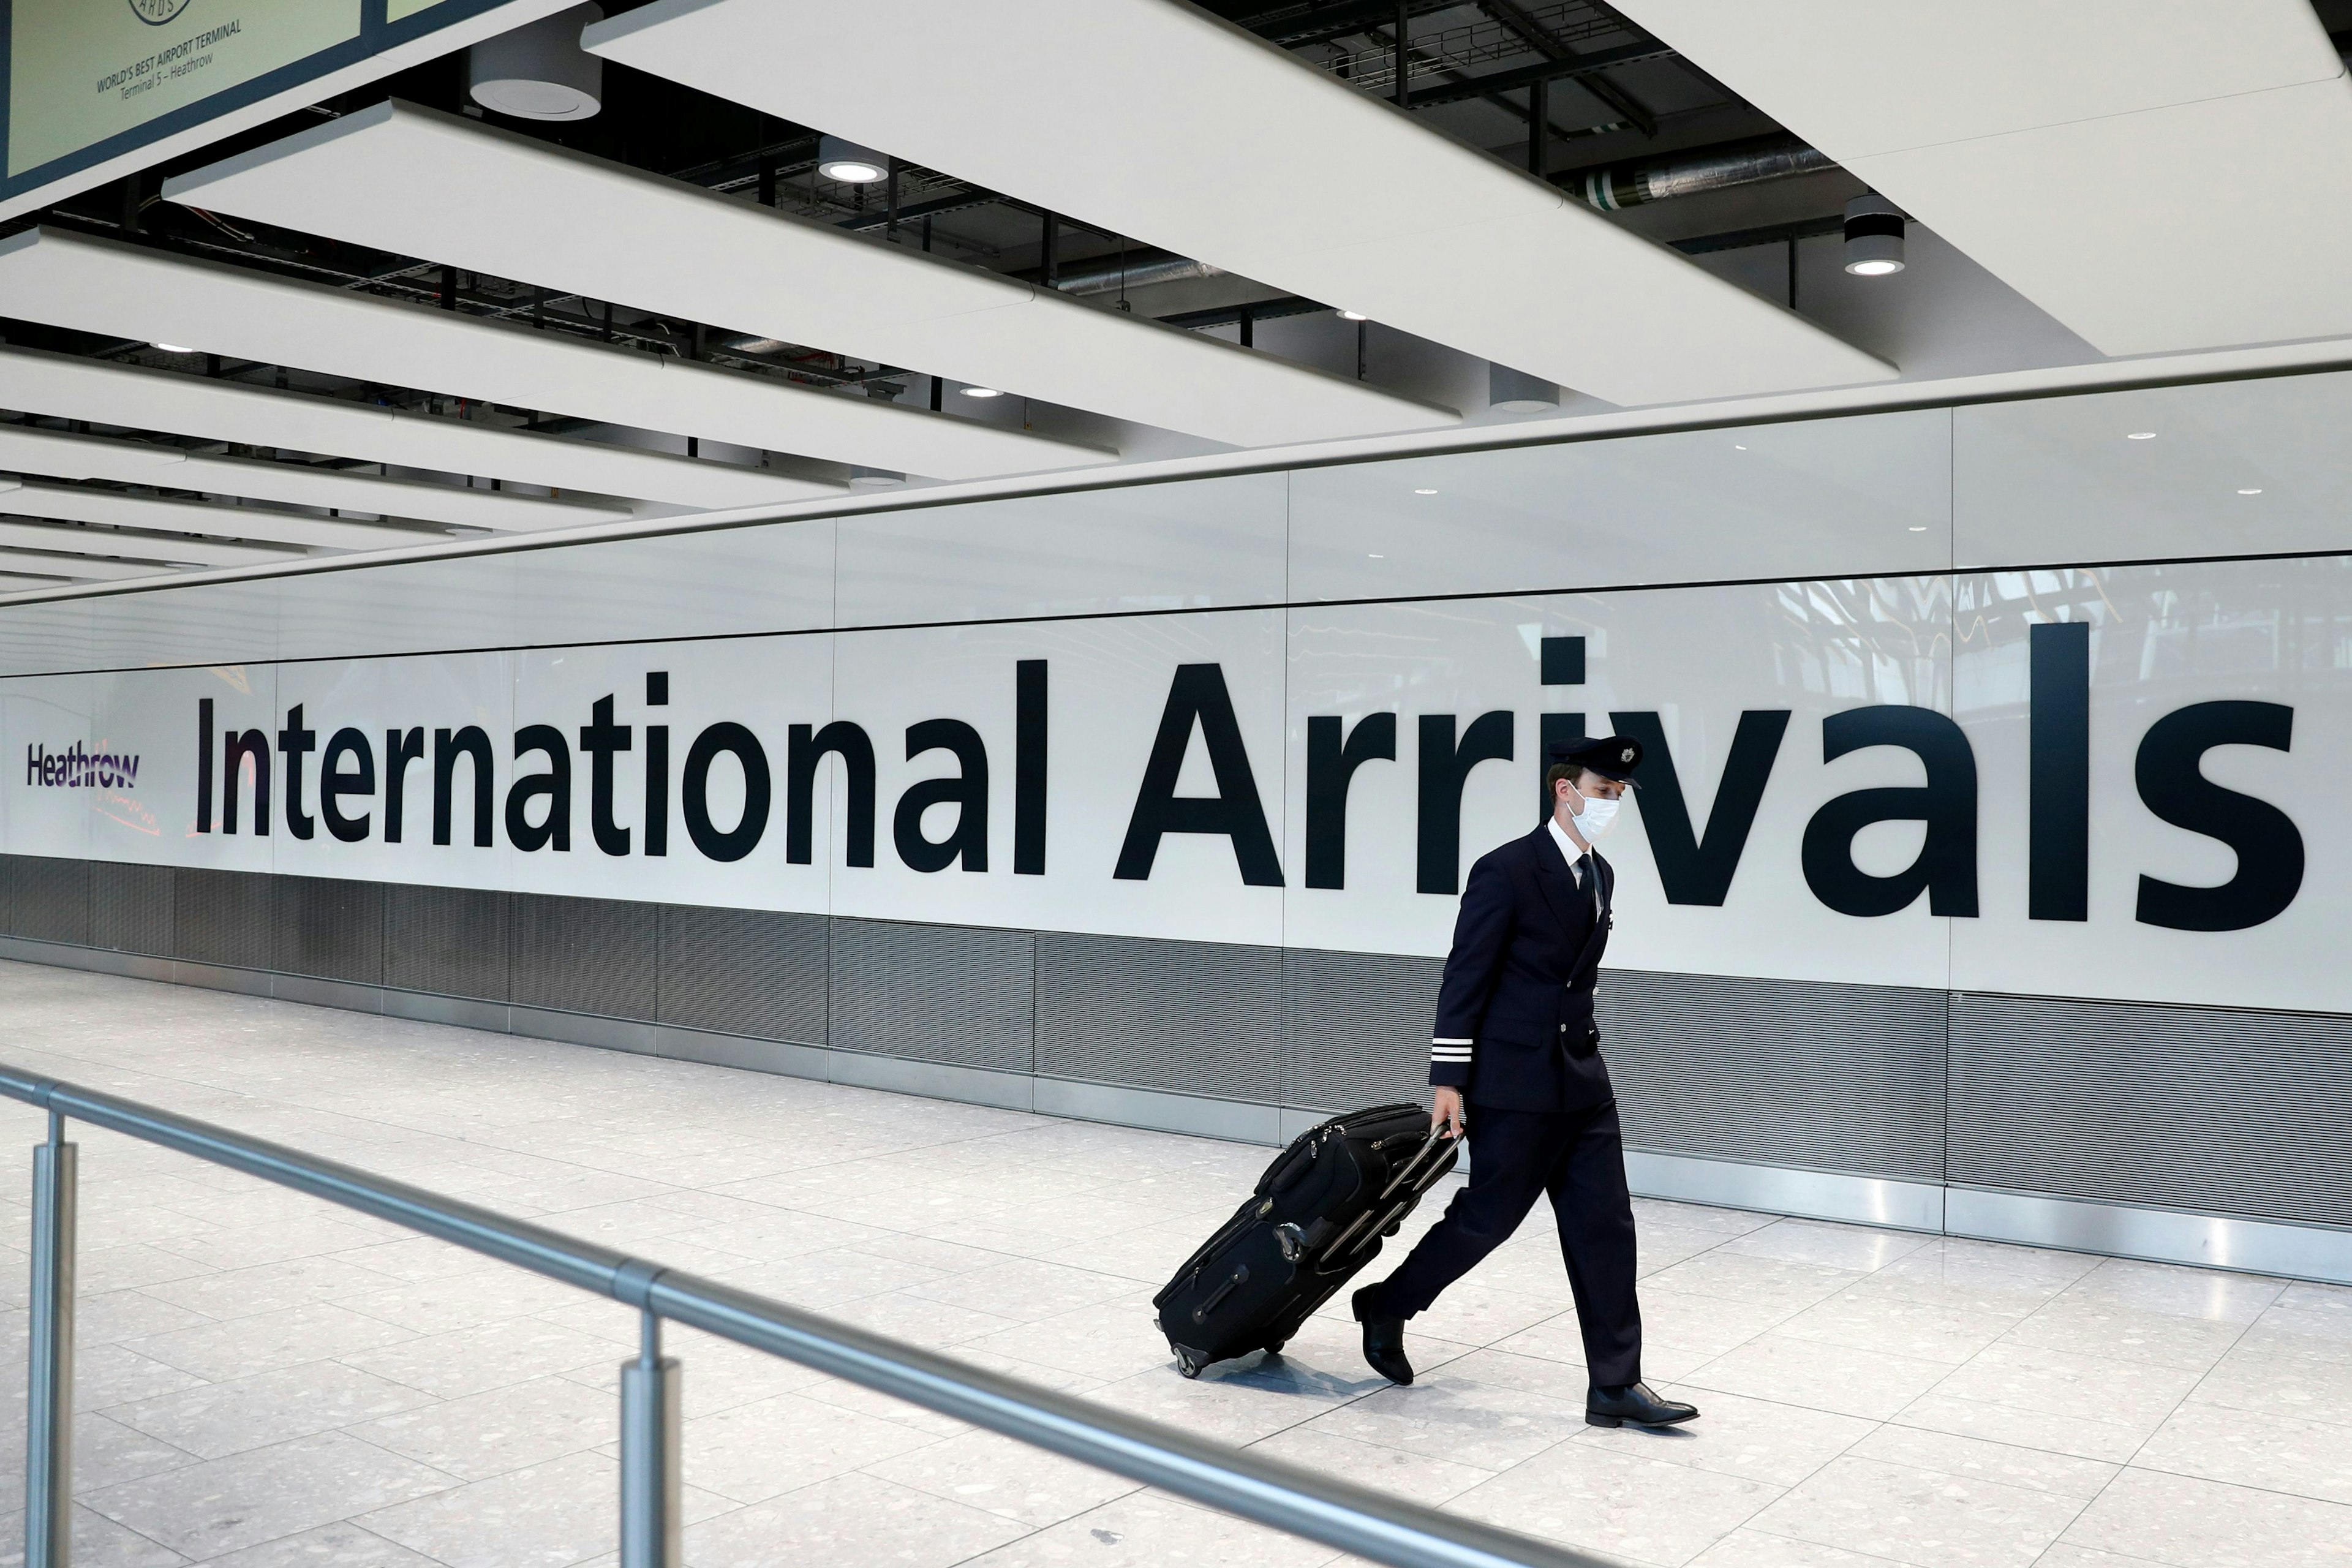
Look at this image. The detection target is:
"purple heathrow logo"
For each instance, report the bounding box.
[26,744,140,791]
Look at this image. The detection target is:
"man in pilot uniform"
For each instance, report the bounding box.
[1351,734,1698,1430]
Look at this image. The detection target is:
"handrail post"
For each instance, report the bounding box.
[618,1309,680,1568]
[26,1109,77,1568]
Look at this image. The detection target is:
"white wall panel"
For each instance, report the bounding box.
[4,672,97,864]
[1950,559,2352,1012]
[829,610,1288,946]
[1282,581,1956,992]
[506,521,836,649]
[1289,410,1950,601]
[1955,371,2352,567]
[834,476,1286,628]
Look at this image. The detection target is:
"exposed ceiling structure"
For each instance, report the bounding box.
[2,0,2343,595]
[1608,0,2352,355]
[582,0,1890,405]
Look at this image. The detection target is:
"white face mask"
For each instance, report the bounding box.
[1566,788,1621,842]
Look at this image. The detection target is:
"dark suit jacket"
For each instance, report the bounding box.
[1428,825,1615,1114]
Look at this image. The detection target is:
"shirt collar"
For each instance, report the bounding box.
[1545,816,1586,883]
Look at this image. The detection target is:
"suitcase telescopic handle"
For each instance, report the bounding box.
[1375,1125,1450,1202]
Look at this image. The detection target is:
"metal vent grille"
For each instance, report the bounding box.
[511,892,658,1020]
[1599,968,1948,1182]
[660,905,829,1044]
[1950,992,2352,1229]
[274,875,385,984]
[172,867,274,970]
[6,855,90,946]
[830,918,1032,1071]
[1283,946,1444,1112]
[91,862,172,956]
[1036,932,1280,1101]
[384,883,511,1001]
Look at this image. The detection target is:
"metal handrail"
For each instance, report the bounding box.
[0,1063,1614,1568]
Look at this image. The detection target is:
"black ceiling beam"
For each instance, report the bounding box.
[1240,0,1456,48]
[1157,295,1326,330]
[1669,213,1843,255]
[1476,0,1657,137]
[1398,42,1676,108]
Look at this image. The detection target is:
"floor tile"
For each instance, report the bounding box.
[81,1431,454,1560]
[197,1522,443,1566]
[2060,1467,2352,1567]
[685,1469,1030,1568]
[0,1412,197,1514]
[904,1256,1143,1321]
[1847,1425,2117,1498]
[1776,1290,2016,1365]
[1689,1528,1902,1566]
[2132,1401,2352,1504]
[1747,1454,2086,1567]
[1719,1221,1934,1274]
[124,1302,416,1383]
[667,1389,941,1504]
[956,1489,1334,1568]
[1294,1373,1590,1470]
[866,1427,1149,1525]
[2183,1342,2352,1428]
[1450,1439,1783,1566]
[0,1502,189,1567]
[360,1448,727,1568]
[1243,1424,1497,1506]
[1578,1387,1875,1487]
[2002,1295,2251,1373]
[1683,1333,1954,1421]
[109,1361,435,1460]
[346,1373,617,1481]
[339,1316,621,1400]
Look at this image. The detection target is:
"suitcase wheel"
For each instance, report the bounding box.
[1175,1349,1205,1379]
[1263,1340,1286,1357]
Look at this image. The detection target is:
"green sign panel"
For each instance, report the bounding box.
[0,0,534,204]
[8,0,363,176]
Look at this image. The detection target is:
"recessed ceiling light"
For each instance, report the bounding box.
[1908,526,1927,532]
[1412,488,1438,496]
[816,134,889,184]
[1733,444,1748,451]
[2127,431,2157,440]
[1339,309,1369,321]
[151,342,194,353]
[959,385,1003,399]
[1843,192,1905,275]
[1367,552,1385,559]
[2237,488,2263,495]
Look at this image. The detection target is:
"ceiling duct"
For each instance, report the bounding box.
[470,2,605,121]
[1575,135,1835,211]
[1048,249,1227,297]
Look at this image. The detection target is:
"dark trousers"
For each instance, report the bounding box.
[1364,1101,1642,1387]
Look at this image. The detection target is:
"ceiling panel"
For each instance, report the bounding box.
[1,480,446,553]
[0,228,1112,483]
[1608,0,2352,355]
[164,101,1461,447]
[0,344,834,511]
[579,0,1893,407]
[0,550,165,582]
[0,516,297,567]
[0,418,625,530]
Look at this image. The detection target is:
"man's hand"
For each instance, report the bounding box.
[1432,1087,1466,1140]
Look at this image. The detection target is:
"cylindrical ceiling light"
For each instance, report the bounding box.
[1843,192,1906,276]
[468,2,605,121]
[1489,363,1559,414]
[817,135,889,184]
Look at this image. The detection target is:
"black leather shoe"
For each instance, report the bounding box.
[1352,1286,1414,1385]
[1586,1382,1698,1428]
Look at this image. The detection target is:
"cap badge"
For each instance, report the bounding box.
[1621,748,1634,763]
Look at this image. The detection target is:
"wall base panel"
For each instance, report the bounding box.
[1624,1150,1948,1233]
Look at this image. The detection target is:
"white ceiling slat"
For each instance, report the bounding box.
[163,101,1462,448]
[0,344,835,513]
[0,228,1114,483]
[0,416,624,531]
[580,0,1894,409]
[0,516,297,568]
[0,549,165,582]
[1,480,443,553]
[1605,1,2352,356]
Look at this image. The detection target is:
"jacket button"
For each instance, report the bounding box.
[1559,1024,1567,1033]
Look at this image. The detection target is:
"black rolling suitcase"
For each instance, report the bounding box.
[1153,1102,1460,1378]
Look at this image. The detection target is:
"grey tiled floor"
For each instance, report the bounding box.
[0,962,2346,1568]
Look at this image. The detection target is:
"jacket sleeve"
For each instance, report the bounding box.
[1428,850,1514,1087]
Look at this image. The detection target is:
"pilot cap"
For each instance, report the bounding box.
[1546,734,1643,784]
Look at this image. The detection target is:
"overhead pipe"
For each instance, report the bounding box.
[1049,247,1226,297]
[1570,134,1833,211]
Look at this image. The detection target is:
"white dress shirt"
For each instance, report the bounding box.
[1546,816,1588,886]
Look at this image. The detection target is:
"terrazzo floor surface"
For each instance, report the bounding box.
[0,960,2344,1568]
